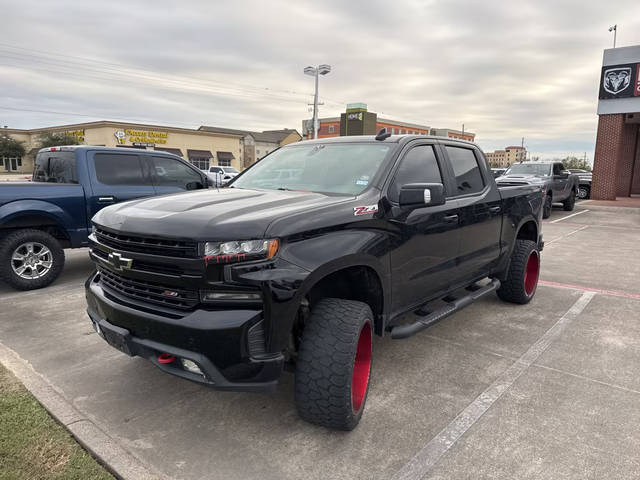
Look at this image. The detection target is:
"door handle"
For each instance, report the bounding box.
[489,206,501,214]
[443,214,459,223]
[98,196,115,203]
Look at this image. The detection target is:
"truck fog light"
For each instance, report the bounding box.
[181,359,203,375]
[200,291,262,302]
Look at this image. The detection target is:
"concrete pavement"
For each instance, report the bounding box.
[1,204,640,479]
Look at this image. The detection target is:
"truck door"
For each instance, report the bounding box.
[86,151,155,221]
[442,145,502,284]
[387,143,460,313]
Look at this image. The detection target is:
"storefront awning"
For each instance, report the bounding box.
[187,149,213,159]
[216,151,235,161]
[154,147,183,157]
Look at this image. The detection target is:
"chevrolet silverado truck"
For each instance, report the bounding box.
[0,146,209,290]
[495,161,579,218]
[86,132,544,430]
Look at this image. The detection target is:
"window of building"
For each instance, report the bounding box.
[218,158,231,167]
[93,153,148,186]
[328,125,335,133]
[445,146,485,195]
[389,145,442,203]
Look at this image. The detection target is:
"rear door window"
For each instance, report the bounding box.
[93,153,148,186]
[32,151,77,183]
[445,146,485,195]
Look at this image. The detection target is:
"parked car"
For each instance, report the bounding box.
[206,166,239,186]
[491,167,506,178]
[496,161,579,218]
[86,133,544,430]
[569,169,593,199]
[0,146,210,290]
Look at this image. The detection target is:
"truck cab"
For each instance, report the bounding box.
[0,146,209,290]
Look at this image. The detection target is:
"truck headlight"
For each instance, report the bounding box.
[203,239,279,264]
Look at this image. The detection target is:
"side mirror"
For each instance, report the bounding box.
[399,183,445,208]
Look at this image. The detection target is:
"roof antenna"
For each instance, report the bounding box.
[375,127,391,141]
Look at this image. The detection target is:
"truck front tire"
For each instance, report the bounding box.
[542,195,552,219]
[295,298,373,430]
[497,239,540,304]
[0,229,65,291]
[563,190,576,211]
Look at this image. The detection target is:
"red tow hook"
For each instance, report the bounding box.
[157,353,176,364]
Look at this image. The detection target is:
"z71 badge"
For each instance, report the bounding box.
[353,205,378,216]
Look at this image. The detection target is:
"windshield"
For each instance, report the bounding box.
[505,163,551,176]
[222,167,239,174]
[232,143,392,195]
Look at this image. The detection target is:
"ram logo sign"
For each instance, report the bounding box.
[599,63,638,99]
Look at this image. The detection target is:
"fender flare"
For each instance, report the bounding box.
[0,199,75,234]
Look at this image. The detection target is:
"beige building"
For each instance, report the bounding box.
[485,146,526,168]
[1,121,247,174]
[198,126,302,168]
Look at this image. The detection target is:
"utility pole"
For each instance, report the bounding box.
[462,123,465,135]
[609,25,617,48]
[304,65,332,139]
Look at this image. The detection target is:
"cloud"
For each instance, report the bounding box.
[1,0,639,159]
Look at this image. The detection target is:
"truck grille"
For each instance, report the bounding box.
[94,227,198,258]
[98,267,199,310]
[497,181,529,186]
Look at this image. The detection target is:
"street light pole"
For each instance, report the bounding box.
[304,64,331,139]
[609,25,617,48]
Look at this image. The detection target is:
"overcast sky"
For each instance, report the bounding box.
[2,0,640,159]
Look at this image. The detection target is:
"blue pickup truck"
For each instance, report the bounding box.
[0,146,210,290]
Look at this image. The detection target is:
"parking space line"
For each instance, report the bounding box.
[539,280,640,300]
[549,209,589,223]
[391,291,596,480]
[544,225,589,245]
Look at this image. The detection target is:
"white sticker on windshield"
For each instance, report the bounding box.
[356,175,370,186]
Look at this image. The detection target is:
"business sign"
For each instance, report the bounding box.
[599,62,640,99]
[114,129,168,145]
[64,129,85,142]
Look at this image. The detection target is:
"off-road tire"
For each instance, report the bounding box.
[577,186,590,199]
[0,229,65,291]
[542,195,552,219]
[295,298,373,430]
[497,239,540,304]
[563,190,576,211]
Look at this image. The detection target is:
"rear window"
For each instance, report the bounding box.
[32,151,78,184]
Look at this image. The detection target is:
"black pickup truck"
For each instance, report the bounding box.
[86,132,544,430]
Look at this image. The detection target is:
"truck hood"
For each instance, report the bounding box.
[92,187,357,240]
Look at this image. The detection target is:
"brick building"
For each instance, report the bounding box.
[303,103,475,142]
[592,45,640,200]
[485,146,527,168]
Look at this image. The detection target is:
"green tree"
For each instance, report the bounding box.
[562,156,592,171]
[0,135,26,159]
[36,132,81,149]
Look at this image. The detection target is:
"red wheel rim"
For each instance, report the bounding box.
[524,251,540,296]
[351,321,372,414]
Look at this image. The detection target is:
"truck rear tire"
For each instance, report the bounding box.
[563,190,576,211]
[0,229,65,291]
[497,239,540,304]
[295,298,373,430]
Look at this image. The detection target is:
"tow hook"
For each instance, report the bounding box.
[157,353,176,364]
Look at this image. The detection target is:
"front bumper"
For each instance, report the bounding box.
[85,273,284,392]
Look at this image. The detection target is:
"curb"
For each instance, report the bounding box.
[578,202,640,214]
[0,342,169,480]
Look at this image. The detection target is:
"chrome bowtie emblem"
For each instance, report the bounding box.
[603,67,631,94]
[107,252,133,271]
